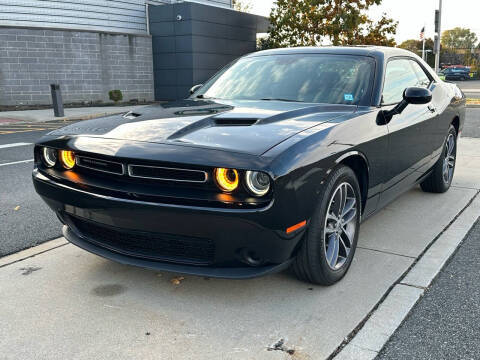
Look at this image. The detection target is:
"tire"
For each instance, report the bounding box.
[293,165,361,285]
[421,125,457,193]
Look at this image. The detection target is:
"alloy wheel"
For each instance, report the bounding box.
[442,133,456,184]
[323,182,358,270]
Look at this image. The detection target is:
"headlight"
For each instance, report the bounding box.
[245,171,270,196]
[59,150,76,169]
[214,168,239,192]
[42,147,57,168]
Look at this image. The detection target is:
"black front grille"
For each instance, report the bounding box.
[76,156,124,175]
[69,216,215,265]
[128,164,207,183]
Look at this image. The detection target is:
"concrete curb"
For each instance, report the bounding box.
[0,237,68,268]
[52,111,126,122]
[333,191,480,360]
[0,111,127,126]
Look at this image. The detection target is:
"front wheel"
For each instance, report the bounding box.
[421,125,457,193]
[293,166,361,285]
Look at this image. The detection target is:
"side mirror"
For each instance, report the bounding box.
[190,84,203,95]
[403,87,432,105]
[381,87,432,124]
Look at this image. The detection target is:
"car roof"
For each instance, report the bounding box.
[248,46,416,60]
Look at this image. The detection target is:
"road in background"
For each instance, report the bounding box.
[0,108,479,256]
[376,219,480,360]
[0,130,61,256]
[454,79,480,99]
[462,108,480,138]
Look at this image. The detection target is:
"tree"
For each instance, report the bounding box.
[265,0,397,48]
[232,0,252,13]
[398,38,435,67]
[441,27,478,49]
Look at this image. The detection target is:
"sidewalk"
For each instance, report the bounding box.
[376,219,480,360]
[0,105,151,125]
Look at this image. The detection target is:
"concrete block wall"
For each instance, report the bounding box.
[0,27,154,106]
[149,2,268,100]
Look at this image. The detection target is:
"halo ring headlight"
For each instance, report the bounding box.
[245,171,270,197]
[42,147,57,168]
[214,168,239,192]
[59,150,76,169]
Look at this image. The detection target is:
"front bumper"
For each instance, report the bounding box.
[33,169,305,279]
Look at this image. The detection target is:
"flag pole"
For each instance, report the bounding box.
[420,25,426,60]
[422,37,426,60]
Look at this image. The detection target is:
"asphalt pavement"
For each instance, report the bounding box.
[376,219,480,360]
[0,129,60,256]
[454,79,480,99]
[462,108,480,138]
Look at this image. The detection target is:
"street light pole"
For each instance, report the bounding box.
[434,0,443,72]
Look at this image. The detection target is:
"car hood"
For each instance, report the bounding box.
[49,99,356,155]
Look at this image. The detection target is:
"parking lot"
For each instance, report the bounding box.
[0,109,478,359]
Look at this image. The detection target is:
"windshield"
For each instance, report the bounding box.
[195,54,374,105]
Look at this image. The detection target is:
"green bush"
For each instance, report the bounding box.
[108,90,123,103]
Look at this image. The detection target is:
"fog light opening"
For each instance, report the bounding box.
[241,249,264,267]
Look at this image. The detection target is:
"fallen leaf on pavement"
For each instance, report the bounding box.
[170,276,185,285]
[14,206,20,211]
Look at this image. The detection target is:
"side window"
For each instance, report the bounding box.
[382,59,420,104]
[409,61,431,88]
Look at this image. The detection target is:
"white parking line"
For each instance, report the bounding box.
[0,159,34,167]
[0,142,32,149]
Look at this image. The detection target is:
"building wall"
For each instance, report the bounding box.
[149,2,268,100]
[0,0,232,35]
[0,27,154,106]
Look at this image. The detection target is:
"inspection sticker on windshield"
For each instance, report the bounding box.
[344,94,354,101]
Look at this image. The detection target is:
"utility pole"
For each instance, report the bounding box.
[434,0,443,72]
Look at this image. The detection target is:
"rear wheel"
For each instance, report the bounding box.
[293,166,361,285]
[421,125,457,193]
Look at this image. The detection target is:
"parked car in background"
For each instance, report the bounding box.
[440,66,471,81]
[33,47,466,285]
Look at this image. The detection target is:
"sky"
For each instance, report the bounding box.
[249,0,480,45]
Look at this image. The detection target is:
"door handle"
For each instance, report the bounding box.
[428,105,436,113]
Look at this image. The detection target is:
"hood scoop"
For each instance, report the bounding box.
[123,111,142,120]
[214,118,258,126]
[166,116,259,141]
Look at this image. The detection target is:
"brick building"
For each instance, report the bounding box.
[0,0,267,106]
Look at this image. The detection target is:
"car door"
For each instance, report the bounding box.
[409,60,447,165]
[378,57,437,207]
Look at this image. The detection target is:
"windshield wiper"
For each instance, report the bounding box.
[259,98,304,103]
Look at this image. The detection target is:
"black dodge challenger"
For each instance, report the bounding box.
[33,47,466,285]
